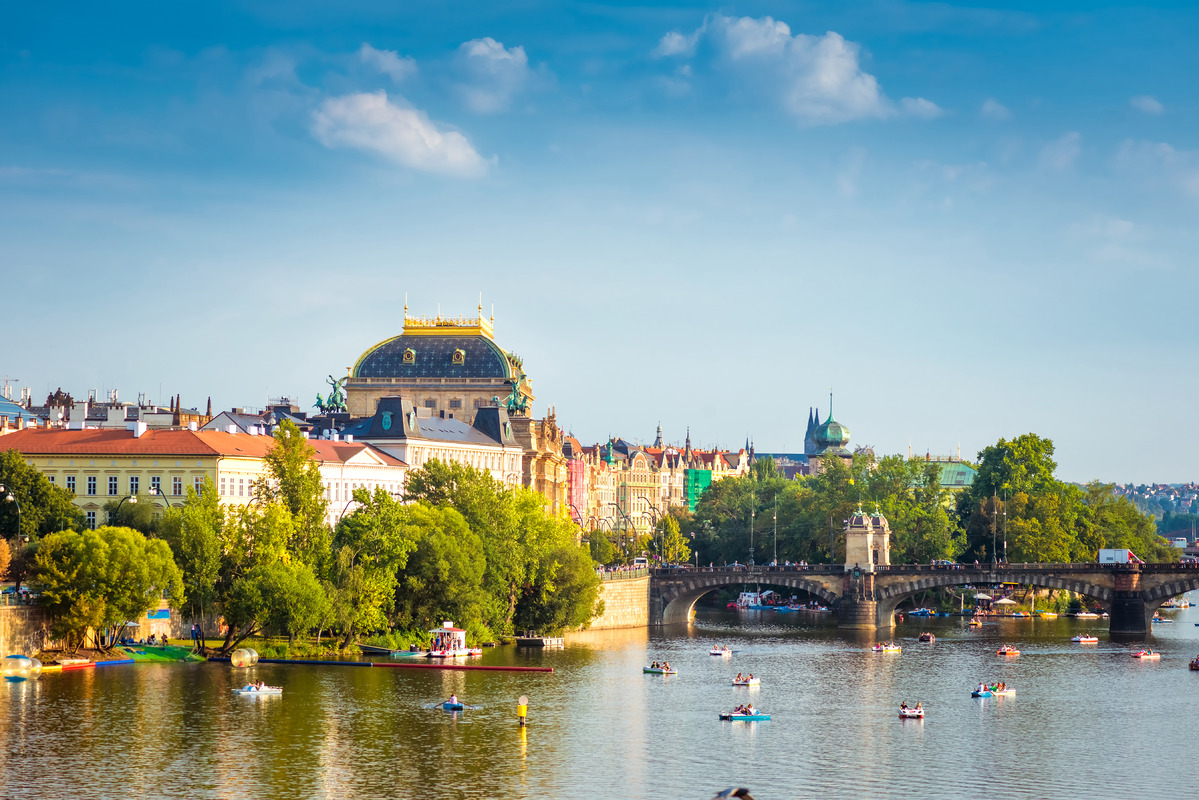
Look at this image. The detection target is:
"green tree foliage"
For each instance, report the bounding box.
[159,480,223,621]
[35,526,182,651]
[330,487,421,647]
[588,529,616,565]
[226,560,329,645]
[404,459,601,635]
[101,493,166,535]
[0,448,83,539]
[653,514,692,565]
[254,419,332,571]
[0,537,10,581]
[392,504,488,632]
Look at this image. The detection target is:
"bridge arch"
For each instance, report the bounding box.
[1143,576,1199,605]
[874,571,1115,623]
[654,573,841,626]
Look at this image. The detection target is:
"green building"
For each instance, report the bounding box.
[684,468,712,511]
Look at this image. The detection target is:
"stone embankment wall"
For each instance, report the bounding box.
[587,575,650,630]
[0,606,55,656]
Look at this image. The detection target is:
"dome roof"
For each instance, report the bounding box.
[814,417,850,449]
[353,333,513,380]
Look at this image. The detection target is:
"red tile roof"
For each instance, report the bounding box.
[0,428,406,467]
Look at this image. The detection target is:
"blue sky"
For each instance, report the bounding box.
[2,1,1197,483]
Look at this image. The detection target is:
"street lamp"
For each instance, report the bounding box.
[110,494,137,524]
[0,484,22,539]
[150,487,175,508]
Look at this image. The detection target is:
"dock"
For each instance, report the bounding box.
[515,636,564,647]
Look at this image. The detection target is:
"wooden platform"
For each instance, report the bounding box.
[515,636,564,647]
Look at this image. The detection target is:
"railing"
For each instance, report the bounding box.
[598,568,649,581]
[651,561,1199,578]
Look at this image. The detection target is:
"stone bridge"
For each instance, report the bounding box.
[649,562,1199,635]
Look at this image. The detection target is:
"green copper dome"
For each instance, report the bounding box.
[815,417,850,449]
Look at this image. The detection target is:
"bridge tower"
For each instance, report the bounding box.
[839,508,895,629]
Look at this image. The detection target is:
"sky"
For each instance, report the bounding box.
[2,1,1197,484]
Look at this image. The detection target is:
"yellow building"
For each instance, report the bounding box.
[2,426,408,528]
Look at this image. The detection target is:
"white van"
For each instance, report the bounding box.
[632,557,649,568]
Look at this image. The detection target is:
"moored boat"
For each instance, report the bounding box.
[427,621,473,658]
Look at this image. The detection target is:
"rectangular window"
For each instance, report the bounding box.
[129,476,139,496]
[220,477,226,495]
[151,476,161,494]
[48,475,55,484]
[239,478,245,497]
[108,476,118,495]
[86,511,96,529]
[173,476,182,496]
[449,399,462,409]
[424,400,436,408]
[87,476,97,495]
[67,475,76,492]
[194,476,202,493]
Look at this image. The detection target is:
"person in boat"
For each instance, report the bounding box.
[745,704,756,716]
[977,683,986,694]
[735,673,743,682]
[663,662,671,671]
[747,674,754,681]
[449,694,458,706]
[915,702,922,711]
[900,701,908,710]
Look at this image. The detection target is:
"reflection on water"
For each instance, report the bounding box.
[3,602,1199,799]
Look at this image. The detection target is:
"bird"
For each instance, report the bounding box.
[712,790,754,800]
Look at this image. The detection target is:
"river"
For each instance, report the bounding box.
[3,600,1198,800]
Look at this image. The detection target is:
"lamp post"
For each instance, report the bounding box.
[748,487,755,566]
[150,487,175,508]
[111,494,137,524]
[0,484,22,540]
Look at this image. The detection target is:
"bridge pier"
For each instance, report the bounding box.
[837,572,896,630]
[1108,592,1151,635]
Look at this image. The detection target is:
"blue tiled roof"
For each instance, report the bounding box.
[0,397,38,422]
[353,334,512,380]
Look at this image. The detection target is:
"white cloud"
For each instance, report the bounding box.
[901,97,944,119]
[1040,131,1081,170]
[837,147,867,198]
[1116,139,1199,197]
[453,37,534,113]
[311,91,488,177]
[1129,95,1164,115]
[979,98,1010,121]
[660,14,908,125]
[358,44,417,83]
[654,30,701,58]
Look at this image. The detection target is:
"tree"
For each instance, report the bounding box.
[160,480,223,623]
[101,493,166,535]
[588,529,616,565]
[403,459,602,635]
[35,526,183,651]
[254,419,331,572]
[654,515,692,565]
[0,537,9,580]
[226,561,329,645]
[513,544,603,634]
[393,504,489,634]
[330,487,421,648]
[0,448,83,539]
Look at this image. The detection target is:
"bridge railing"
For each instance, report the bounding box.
[650,561,1199,578]
[597,567,649,581]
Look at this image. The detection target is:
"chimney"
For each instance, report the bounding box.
[344,434,354,443]
[17,415,24,431]
[206,396,212,417]
[127,421,148,438]
[226,424,239,435]
[248,426,258,436]
[188,421,198,431]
